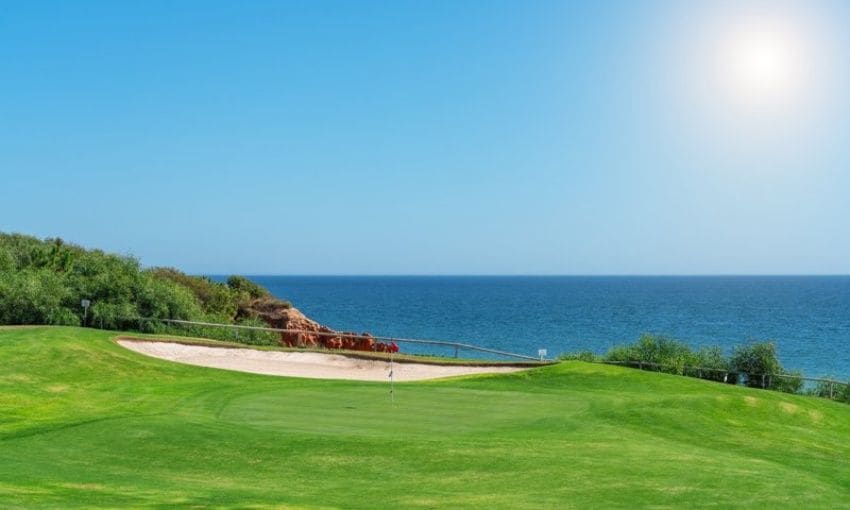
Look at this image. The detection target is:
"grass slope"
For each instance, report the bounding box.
[1,327,849,509]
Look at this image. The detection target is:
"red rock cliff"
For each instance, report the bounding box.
[238,298,397,353]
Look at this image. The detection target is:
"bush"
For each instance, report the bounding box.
[602,335,698,375]
[559,351,598,362]
[234,317,279,346]
[0,269,76,325]
[602,344,633,363]
[148,268,238,317]
[769,371,803,394]
[838,381,850,404]
[0,232,289,337]
[692,346,734,383]
[811,379,835,399]
[90,301,139,330]
[136,275,204,322]
[46,307,82,326]
[152,315,279,347]
[0,248,14,271]
[810,379,850,402]
[565,336,829,400]
[227,275,270,300]
[730,342,782,388]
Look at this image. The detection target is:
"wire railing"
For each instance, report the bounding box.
[135,317,551,363]
[603,359,849,399]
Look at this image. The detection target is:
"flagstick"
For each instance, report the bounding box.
[389,351,394,404]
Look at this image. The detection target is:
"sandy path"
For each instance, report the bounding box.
[118,340,527,382]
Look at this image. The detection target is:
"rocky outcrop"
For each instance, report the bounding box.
[238,298,398,353]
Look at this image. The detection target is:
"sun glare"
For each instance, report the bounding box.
[719,24,802,109]
[670,2,837,132]
[731,32,792,94]
[661,1,845,155]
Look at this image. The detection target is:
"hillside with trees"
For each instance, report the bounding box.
[0,232,289,333]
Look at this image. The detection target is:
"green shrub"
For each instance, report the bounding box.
[0,248,14,271]
[692,346,734,383]
[811,379,835,399]
[559,351,598,362]
[90,301,139,330]
[0,269,74,325]
[602,335,698,375]
[811,379,850,402]
[227,275,270,300]
[136,275,204,322]
[838,381,850,404]
[148,268,238,317]
[234,317,279,346]
[0,232,289,337]
[152,316,279,347]
[602,344,633,363]
[46,307,82,326]
[730,342,782,388]
[769,370,803,394]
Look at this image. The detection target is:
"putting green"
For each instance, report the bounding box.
[1,326,849,508]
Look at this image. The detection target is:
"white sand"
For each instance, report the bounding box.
[118,340,527,382]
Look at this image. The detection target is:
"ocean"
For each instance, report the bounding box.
[223,276,850,378]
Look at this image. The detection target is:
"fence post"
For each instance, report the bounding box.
[454,345,458,358]
[830,381,835,399]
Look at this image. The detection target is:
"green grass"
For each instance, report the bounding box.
[2,327,849,508]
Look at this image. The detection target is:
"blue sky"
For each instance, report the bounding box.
[2,0,849,274]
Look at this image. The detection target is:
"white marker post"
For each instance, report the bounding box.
[81,299,91,324]
[538,348,547,361]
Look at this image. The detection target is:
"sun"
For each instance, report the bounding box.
[664,2,839,142]
[731,32,793,95]
[714,19,806,111]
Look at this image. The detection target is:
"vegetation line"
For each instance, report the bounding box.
[0,232,286,344]
[563,334,850,404]
[604,359,847,385]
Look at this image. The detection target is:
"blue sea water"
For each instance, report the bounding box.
[226,276,850,378]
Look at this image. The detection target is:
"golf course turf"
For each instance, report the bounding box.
[2,327,849,508]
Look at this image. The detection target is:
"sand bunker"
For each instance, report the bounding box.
[118,340,527,382]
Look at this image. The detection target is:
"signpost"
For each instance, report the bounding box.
[81,299,91,324]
